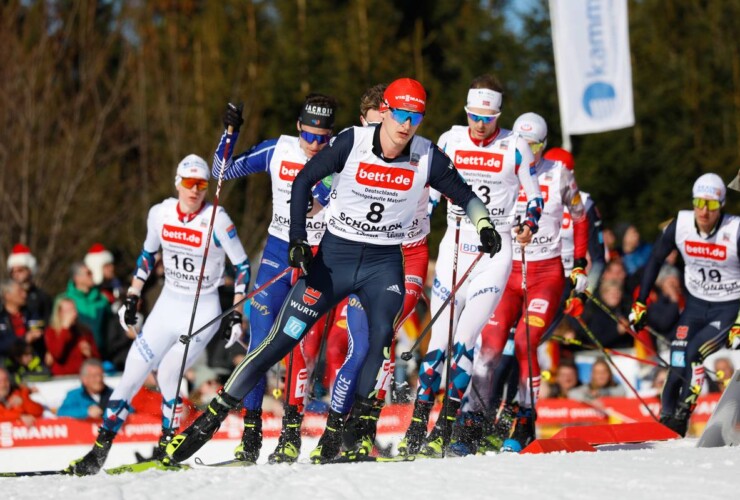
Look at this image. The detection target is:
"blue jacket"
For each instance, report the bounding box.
[57,385,113,419]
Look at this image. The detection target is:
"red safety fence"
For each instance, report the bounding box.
[0,394,721,448]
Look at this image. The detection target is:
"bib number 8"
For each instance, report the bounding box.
[366,202,385,223]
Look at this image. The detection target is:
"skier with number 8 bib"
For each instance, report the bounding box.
[65,155,250,475]
[629,173,740,437]
[161,77,501,466]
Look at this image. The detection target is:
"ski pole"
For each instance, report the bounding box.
[521,249,538,421]
[572,316,660,422]
[179,266,293,344]
[441,217,461,455]
[551,335,664,367]
[168,104,242,433]
[400,251,484,361]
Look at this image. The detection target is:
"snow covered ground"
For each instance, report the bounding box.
[1,436,738,500]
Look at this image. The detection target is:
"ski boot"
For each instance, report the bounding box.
[342,396,384,460]
[234,409,262,463]
[397,399,433,457]
[447,411,484,457]
[268,405,303,464]
[66,427,116,475]
[134,427,177,463]
[479,402,518,453]
[310,410,346,464]
[664,402,692,437]
[501,406,535,453]
[164,391,239,465]
[418,399,461,458]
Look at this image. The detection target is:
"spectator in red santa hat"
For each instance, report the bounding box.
[84,244,124,304]
[6,243,52,327]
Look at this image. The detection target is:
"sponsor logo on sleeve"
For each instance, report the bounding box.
[226,224,237,239]
[684,241,727,261]
[517,185,549,203]
[302,287,322,306]
[355,162,414,191]
[454,150,503,172]
[562,212,572,229]
[283,316,307,340]
[675,325,689,340]
[162,224,202,247]
[278,161,305,181]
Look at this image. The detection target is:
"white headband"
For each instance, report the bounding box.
[466,89,503,112]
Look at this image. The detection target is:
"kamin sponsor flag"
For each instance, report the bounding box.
[550,0,635,134]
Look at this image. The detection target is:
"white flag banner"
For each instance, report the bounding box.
[550,0,635,135]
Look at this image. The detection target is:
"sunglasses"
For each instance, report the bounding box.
[465,107,501,124]
[299,130,332,145]
[528,141,546,155]
[180,177,209,191]
[389,108,424,126]
[693,198,721,211]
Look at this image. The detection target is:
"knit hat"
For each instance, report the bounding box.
[384,78,427,113]
[84,243,114,285]
[7,244,38,275]
[544,147,575,171]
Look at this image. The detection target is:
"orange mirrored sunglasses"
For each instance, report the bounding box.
[181,177,209,191]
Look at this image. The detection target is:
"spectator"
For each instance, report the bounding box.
[547,359,582,398]
[602,227,621,262]
[57,359,113,419]
[0,366,43,426]
[60,263,110,361]
[1,279,45,361]
[569,358,626,402]
[600,260,627,289]
[188,365,222,411]
[6,243,53,327]
[82,243,134,372]
[45,297,101,376]
[645,264,684,338]
[640,367,668,398]
[5,339,50,384]
[581,279,632,349]
[620,224,653,277]
[707,357,735,393]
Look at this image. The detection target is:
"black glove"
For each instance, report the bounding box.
[288,239,313,274]
[123,294,139,326]
[223,310,243,348]
[478,227,502,257]
[222,103,244,133]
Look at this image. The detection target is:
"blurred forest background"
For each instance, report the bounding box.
[2,0,740,291]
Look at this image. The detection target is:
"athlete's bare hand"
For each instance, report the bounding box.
[516,224,533,246]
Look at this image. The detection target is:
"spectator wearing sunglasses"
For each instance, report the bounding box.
[160,77,499,468]
[65,154,250,475]
[629,172,740,437]
[399,75,543,458]
[208,94,338,465]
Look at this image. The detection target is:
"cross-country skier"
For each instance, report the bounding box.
[162,77,501,465]
[450,114,589,455]
[629,173,740,436]
[398,76,544,458]
[213,94,337,463]
[66,155,250,475]
[309,83,432,463]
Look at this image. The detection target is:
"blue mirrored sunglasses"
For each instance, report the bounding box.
[465,108,501,124]
[389,108,424,126]
[300,130,332,145]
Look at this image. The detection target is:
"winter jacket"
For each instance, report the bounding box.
[59,283,110,357]
[45,324,101,376]
[0,385,44,422]
[57,385,113,419]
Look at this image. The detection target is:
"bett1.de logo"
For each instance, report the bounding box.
[355,162,414,191]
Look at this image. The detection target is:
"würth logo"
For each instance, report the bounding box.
[303,287,322,306]
[517,185,549,203]
[162,225,202,247]
[454,151,503,172]
[279,161,304,181]
[684,241,727,261]
[356,163,414,191]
